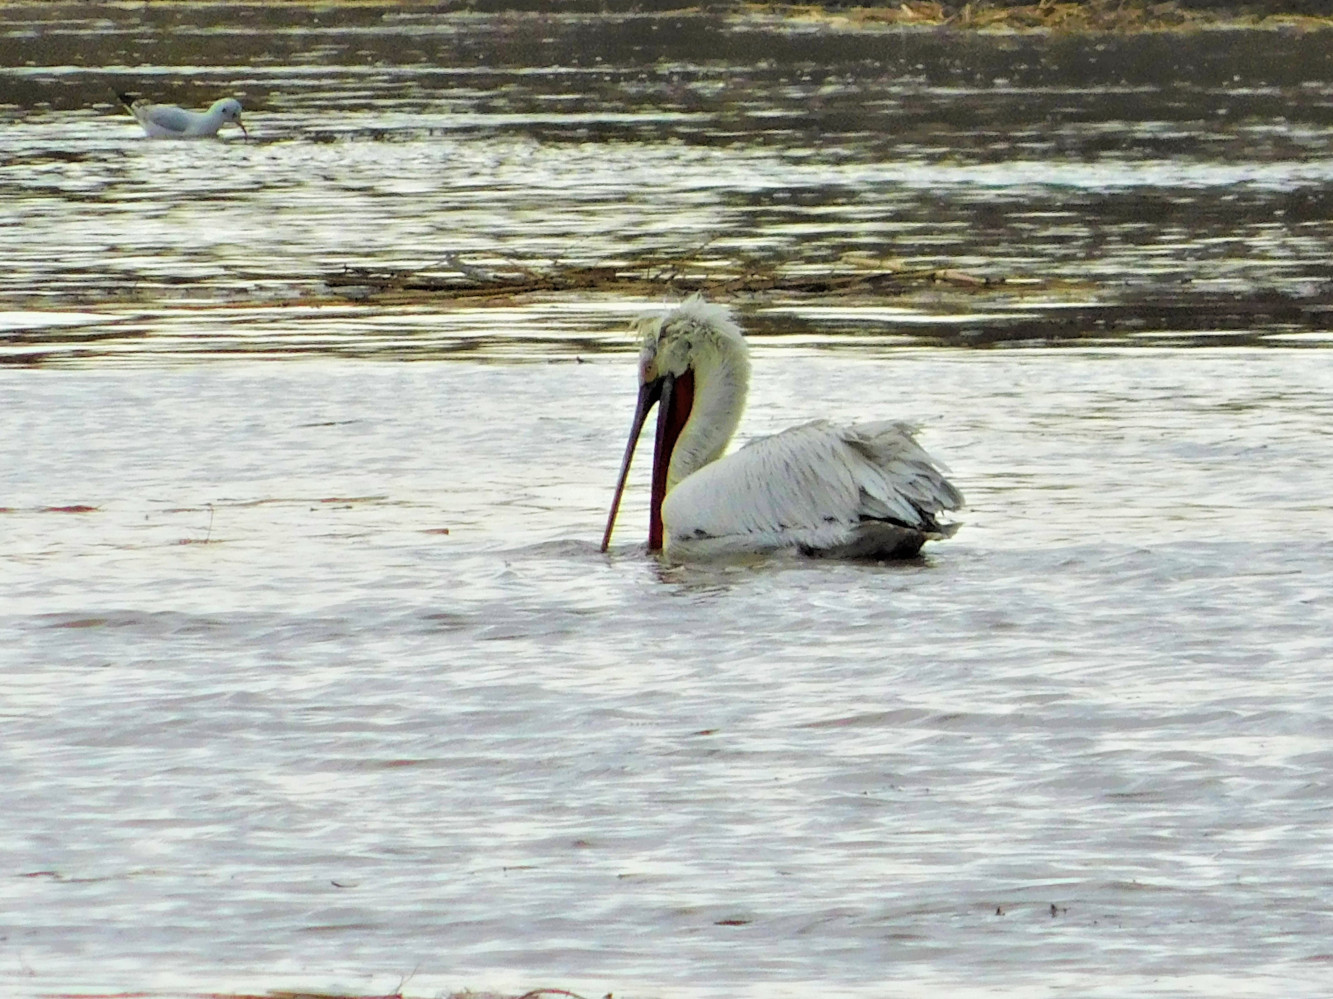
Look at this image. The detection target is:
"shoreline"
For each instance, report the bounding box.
[737,1,1333,33]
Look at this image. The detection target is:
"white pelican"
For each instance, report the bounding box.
[118,93,248,139]
[601,295,963,560]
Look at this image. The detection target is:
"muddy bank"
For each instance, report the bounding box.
[781,0,1333,24]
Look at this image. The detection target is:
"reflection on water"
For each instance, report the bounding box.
[4,4,1333,358]
[4,6,1333,999]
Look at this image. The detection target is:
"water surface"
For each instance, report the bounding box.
[3,6,1333,998]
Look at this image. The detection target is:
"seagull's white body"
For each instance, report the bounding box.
[118,94,247,139]
[602,295,963,560]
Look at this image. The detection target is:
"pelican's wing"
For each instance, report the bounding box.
[662,419,962,557]
[840,419,964,526]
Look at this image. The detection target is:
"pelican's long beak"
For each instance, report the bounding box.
[601,376,666,552]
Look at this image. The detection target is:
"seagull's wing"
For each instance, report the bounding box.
[662,419,962,557]
[136,102,194,136]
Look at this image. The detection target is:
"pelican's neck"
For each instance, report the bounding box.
[667,339,750,490]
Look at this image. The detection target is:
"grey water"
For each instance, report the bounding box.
[3,5,1333,998]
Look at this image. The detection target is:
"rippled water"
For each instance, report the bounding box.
[4,5,1333,998]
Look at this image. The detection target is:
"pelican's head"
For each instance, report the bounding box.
[633,293,744,386]
[211,98,247,138]
[602,294,750,553]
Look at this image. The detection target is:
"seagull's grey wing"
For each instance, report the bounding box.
[139,103,193,135]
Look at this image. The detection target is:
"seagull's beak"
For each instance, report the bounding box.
[601,376,665,552]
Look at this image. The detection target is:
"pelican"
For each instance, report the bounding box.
[601,295,963,560]
[117,92,248,139]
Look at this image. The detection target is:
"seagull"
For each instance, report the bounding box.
[117,92,248,139]
[601,295,963,560]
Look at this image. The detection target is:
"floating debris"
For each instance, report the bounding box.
[324,250,1004,304]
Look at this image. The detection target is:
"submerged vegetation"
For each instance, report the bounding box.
[324,250,1004,304]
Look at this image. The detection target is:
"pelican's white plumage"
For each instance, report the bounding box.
[663,418,961,559]
[601,295,963,560]
[118,93,247,139]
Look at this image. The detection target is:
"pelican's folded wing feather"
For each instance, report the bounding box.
[661,420,962,556]
[842,420,964,528]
